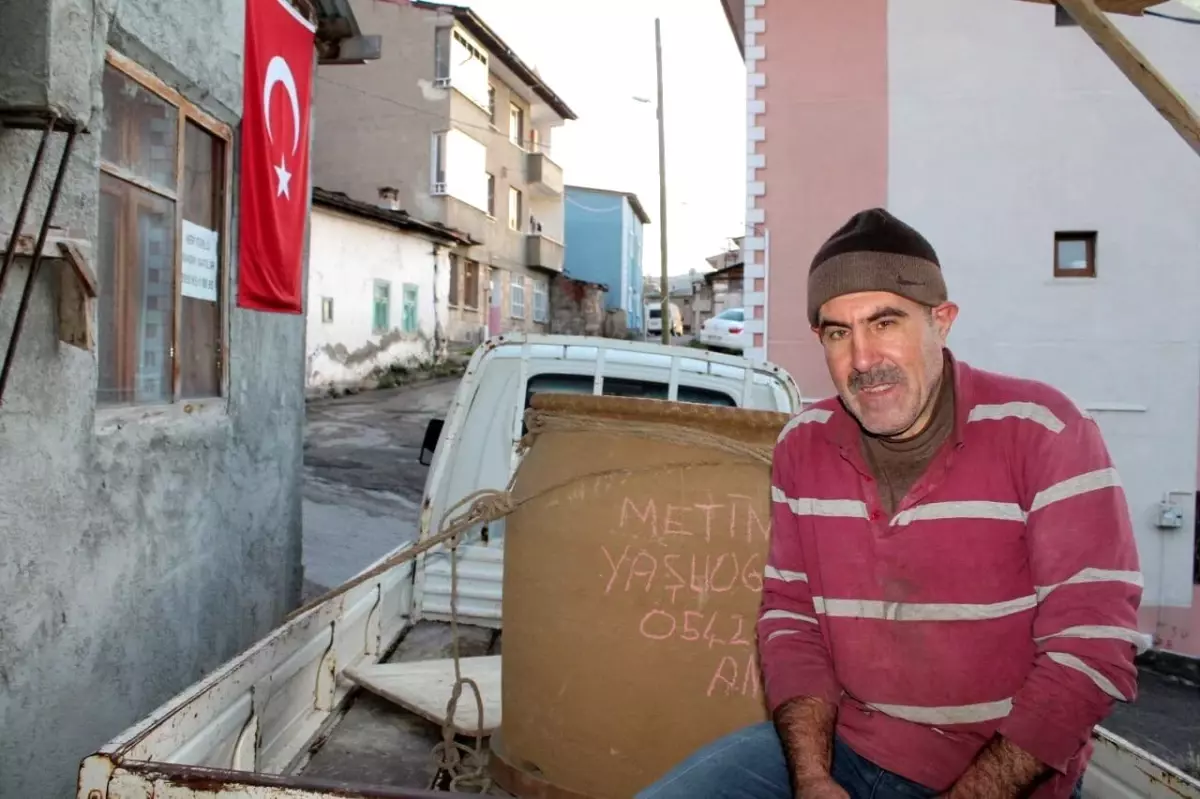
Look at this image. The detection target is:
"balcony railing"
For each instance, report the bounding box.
[526,234,564,273]
[525,151,564,196]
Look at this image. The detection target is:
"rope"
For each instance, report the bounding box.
[293,409,775,792]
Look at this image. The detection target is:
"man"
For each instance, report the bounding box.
[638,208,1144,799]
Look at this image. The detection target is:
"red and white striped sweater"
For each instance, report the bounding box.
[758,353,1144,797]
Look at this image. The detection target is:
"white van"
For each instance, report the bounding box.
[645,301,684,337]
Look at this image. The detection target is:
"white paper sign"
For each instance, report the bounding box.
[181,220,219,302]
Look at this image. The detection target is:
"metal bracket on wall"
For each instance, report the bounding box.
[0,106,86,407]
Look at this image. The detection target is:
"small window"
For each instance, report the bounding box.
[464,259,480,310]
[373,280,391,334]
[434,28,451,80]
[402,283,419,333]
[1054,3,1078,26]
[509,103,524,147]
[486,173,495,217]
[511,276,526,319]
[1054,232,1096,278]
[488,85,496,123]
[508,186,522,231]
[431,132,446,192]
[448,254,459,306]
[533,279,549,323]
[321,297,334,323]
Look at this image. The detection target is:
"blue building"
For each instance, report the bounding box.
[563,185,651,332]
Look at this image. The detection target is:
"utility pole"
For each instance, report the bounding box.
[655,17,670,345]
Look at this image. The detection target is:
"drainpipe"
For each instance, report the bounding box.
[430,243,443,361]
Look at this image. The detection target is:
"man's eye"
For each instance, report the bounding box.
[825,329,846,342]
[876,319,895,330]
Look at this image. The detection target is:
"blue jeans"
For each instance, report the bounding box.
[636,722,1084,799]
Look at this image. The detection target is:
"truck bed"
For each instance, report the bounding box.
[302,621,510,794]
[300,621,1200,796]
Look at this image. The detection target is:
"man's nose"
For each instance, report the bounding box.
[850,328,880,373]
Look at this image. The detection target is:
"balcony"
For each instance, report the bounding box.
[525,151,564,196]
[526,233,564,273]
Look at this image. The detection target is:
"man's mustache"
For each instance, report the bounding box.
[849,366,904,393]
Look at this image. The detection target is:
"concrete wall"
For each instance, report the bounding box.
[548,275,606,337]
[312,0,444,219]
[306,208,448,391]
[0,0,305,795]
[888,0,1200,653]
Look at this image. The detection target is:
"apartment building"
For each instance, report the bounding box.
[313,0,577,344]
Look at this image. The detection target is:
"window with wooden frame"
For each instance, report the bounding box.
[463,259,481,310]
[97,51,231,407]
[1054,231,1096,278]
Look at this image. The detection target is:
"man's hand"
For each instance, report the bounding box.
[774,697,840,793]
[942,736,1048,799]
[794,776,850,799]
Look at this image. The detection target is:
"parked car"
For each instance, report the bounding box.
[645,302,683,337]
[700,307,750,352]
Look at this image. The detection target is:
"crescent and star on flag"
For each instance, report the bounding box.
[263,55,302,201]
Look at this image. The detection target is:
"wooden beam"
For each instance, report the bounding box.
[1056,0,1200,158]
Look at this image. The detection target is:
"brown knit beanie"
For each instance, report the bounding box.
[807,208,947,326]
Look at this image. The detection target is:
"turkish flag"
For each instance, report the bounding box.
[236,0,315,314]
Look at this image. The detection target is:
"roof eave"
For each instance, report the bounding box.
[411,1,578,121]
[311,188,475,245]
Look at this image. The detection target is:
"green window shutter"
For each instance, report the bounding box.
[402,283,419,333]
[373,281,390,333]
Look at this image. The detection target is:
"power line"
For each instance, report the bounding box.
[1144,9,1200,24]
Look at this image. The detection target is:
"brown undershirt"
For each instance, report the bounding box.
[860,352,955,516]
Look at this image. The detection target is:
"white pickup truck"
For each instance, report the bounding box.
[77,334,1200,799]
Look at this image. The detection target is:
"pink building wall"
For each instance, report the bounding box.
[746,0,889,398]
[730,0,1200,656]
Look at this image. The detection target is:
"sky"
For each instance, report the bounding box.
[459,0,747,276]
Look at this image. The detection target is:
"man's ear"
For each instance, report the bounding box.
[930,302,959,339]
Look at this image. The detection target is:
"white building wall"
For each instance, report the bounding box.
[306,208,450,390]
[888,0,1200,627]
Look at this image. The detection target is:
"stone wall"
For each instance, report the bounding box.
[549,275,606,337]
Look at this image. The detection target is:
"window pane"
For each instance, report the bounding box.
[180,122,224,399]
[402,284,419,333]
[448,254,459,306]
[101,65,178,192]
[97,173,176,405]
[464,260,479,309]
[1056,239,1089,270]
[374,282,390,333]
